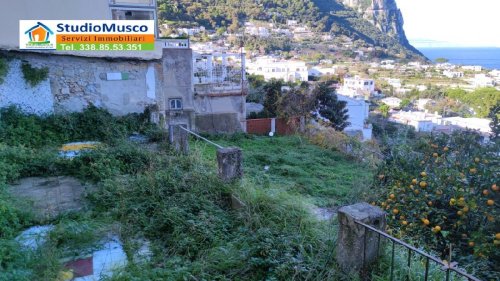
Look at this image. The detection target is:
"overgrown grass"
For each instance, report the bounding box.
[0,107,377,280]
[192,134,374,207]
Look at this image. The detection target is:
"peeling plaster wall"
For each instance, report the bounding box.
[0,52,160,116]
[0,60,53,115]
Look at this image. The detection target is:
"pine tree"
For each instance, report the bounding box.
[312,82,349,131]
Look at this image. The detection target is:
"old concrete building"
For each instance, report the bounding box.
[0,0,247,133]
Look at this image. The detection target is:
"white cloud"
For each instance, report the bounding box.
[397,0,500,47]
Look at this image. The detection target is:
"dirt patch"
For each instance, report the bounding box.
[311,206,338,221]
[8,176,90,219]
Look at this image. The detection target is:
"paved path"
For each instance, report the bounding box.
[8,176,88,219]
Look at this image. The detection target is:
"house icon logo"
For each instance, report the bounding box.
[25,22,53,43]
[20,21,56,50]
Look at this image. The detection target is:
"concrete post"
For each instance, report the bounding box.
[336,202,386,274]
[169,124,189,154]
[216,147,243,182]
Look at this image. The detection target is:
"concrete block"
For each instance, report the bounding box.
[169,124,189,154]
[216,147,243,182]
[336,202,386,273]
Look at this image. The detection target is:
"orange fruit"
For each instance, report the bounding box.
[420,172,427,177]
[414,189,420,195]
[487,215,495,222]
[468,241,475,247]
[457,210,463,216]
[422,219,430,226]
[381,202,387,207]
[436,190,443,195]
[433,153,438,157]
[492,184,499,192]
[449,198,456,206]
[401,220,408,226]
[389,194,395,199]
[494,240,500,246]
[419,181,427,188]
[495,233,500,240]
[392,209,399,215]
[462,206,469,212]
[412,179,417,185]
[443,147,449,152]
[470,168,477,174]
[433,226,441,233]
[474,157,480,163]
[487,199,494,206]
[483,189,490,196]
[428,201,433,206]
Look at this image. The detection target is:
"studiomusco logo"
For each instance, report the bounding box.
[20,20,155,51]
[22,21,55,49]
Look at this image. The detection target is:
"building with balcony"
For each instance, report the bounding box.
[338,76,375,98]
[246,57,308,82]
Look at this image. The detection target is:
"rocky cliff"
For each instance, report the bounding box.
[341,0,410,47]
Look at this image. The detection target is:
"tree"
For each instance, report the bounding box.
[379,104,390,118]
[435,57,449,63]
[262,79,282,117]
[488,103,500,142]
[277,86,314,118]
[312,82,349,131]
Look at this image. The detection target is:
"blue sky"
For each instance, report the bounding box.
[397,0,500,47]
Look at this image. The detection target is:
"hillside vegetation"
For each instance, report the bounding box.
[158,0,424,59]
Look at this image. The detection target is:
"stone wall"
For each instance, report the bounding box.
[0,59,53,115]
[0,52,160,115]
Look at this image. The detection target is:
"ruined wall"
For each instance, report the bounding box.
[0,52,160,115]
[194,93,246,133]
[0,59,53,115]
[161,48,195,129]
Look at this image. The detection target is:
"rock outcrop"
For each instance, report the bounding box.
[341,0,410,46]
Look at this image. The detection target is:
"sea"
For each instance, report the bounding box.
[417,47,500,70]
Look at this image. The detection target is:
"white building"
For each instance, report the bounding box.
[389,111,442,132]
[308,66,338,78]
[443,70,464,78]
[442,117,492,134]
[246,57,308,82]
[338,76,375,98]
[386,78,401,88]
[462,65,482,72]
[245,26,270,37]
[381,97,402,108]
[337,94,372,141]
[473,74,495,88]
[178,26,205,36]
[416,99,433,111]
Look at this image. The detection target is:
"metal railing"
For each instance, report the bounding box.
[355,220,482,281]
[169,125,224,149]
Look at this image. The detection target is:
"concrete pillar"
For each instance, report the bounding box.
[169,124,189,154]
[336,202,386,274]
[216,147,243,182]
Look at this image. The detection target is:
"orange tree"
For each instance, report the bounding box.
[372,131,499,278]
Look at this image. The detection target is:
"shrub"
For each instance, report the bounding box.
[0,105,159,147]
[0,57,8,84]
[371,131,499,279]
[21,62,49,87]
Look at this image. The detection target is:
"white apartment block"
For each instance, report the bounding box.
[338,76,375,98]
[246,57,308,82]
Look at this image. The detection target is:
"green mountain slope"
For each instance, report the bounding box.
[158,0,424,59]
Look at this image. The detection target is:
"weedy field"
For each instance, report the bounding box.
[0,106,375,281]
